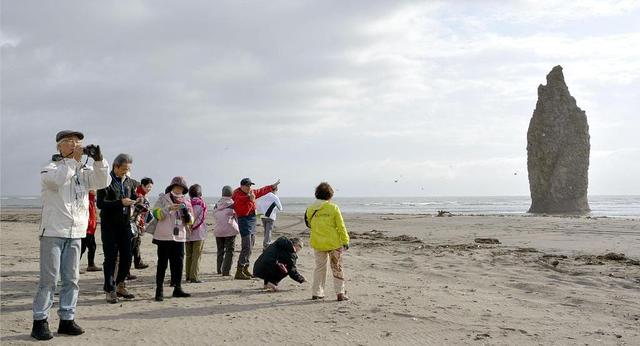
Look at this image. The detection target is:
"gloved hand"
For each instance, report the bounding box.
[91,145,103,161]
[343,243,349,251]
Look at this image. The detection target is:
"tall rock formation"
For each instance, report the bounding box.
[527,66,590,214]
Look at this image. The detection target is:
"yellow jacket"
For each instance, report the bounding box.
[305,200,349,251]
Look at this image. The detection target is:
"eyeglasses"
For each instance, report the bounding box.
[60,139,83,145]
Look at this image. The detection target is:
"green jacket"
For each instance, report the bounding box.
[305,200,349,251]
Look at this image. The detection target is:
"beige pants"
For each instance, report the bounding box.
[185,240,205,281]
[312,249,346,297]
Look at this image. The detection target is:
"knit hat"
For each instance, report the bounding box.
[167,176,188,194]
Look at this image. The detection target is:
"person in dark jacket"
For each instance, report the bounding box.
[253,237,306,291]
[96,153,140,304]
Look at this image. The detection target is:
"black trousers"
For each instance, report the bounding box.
[101,225,133,292]
[215,236,236,275]
[81,234,97,267]
[155,240,185,288]
[131,235,143,266]
[261,271,288,286]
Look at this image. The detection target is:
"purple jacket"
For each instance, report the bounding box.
[213,197,239,237]
[152,193,194,242]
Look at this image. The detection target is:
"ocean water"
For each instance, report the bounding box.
[2,195,639,217]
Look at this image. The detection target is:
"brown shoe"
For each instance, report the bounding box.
[242,265,253,278]
[337,293,349,301]
[116,282,135,299]
[86,265,102,272]
[234,267,251,280]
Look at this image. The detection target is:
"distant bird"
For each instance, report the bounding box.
[394,179,399,183]
[514,172,518,175]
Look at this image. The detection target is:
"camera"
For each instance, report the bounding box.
[83,144,98,157]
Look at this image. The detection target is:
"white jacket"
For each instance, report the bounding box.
[256,192,283,221]
[40,158,111,238]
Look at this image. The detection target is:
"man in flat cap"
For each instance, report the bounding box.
[31,131,110,340]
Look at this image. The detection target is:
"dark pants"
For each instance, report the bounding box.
[215,236,236,275]
[81,234,97,267]
[155,240,184,288]
[101,225,133,292]
[131,235,143,266]
[261,272,288,286]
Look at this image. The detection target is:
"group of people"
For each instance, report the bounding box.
[30,130,351,341]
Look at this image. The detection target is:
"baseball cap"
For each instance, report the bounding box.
[240,178,255,186]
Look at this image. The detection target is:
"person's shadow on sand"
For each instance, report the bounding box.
[83,298,318,321]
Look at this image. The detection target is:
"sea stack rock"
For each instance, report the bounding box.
[527,65,590,214]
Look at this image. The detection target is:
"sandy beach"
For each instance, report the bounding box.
[1,209,639,345]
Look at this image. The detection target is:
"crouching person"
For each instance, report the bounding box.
[253,237,306,291]
[32,130,110,340]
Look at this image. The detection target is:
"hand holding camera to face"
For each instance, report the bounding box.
[83,144,103,161]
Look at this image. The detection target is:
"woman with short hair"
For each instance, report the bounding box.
[305,182,350,301]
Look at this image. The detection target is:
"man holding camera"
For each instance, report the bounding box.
[96,153,140,304]
[32,130,110,341]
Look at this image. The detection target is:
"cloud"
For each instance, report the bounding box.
[1,0,638,196]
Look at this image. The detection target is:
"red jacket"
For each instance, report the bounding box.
[86,193,97,235]
[232,185,273,217]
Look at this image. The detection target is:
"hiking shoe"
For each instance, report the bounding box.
[31,319,53,340]
[126,274,138,280]
[57,320,84,336]
[172,287,191,298]
[116,282,135,299]
[311,295,325,300]
[190,279,203,283]
[337,293,349,301]
[86,265,102,272]
[234,267,251,280]
[106,291,118,304]
[134,262,149,269]
[79,268,86,274]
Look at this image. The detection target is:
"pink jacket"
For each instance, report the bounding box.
[213,197,239,237]
[151,193,194,242]
[187,197,207,241]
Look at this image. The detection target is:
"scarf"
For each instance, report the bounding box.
[191,196,207,230]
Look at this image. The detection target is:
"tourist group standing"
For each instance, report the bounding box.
[31,129,350,341]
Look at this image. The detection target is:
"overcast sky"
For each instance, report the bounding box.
[2,0,639,197]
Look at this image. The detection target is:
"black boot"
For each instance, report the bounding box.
[57,319,84,336]
[172,286,191,298]
[31,319,53,340]
[155,286,164,301]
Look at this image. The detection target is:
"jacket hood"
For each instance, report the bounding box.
[308,200,329,211]
[215,196,234,209]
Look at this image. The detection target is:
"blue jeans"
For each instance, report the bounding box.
[237,216,256,267]
[33,237,81,321]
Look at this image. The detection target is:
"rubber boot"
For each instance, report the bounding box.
[242,265,253,278]
[234,267,251,280]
